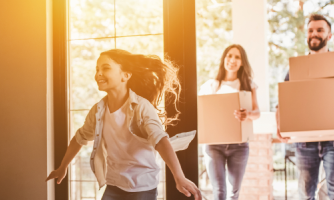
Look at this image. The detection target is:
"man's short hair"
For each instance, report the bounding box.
[308,14,332,32]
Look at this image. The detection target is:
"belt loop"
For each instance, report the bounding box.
[302,142,306,148]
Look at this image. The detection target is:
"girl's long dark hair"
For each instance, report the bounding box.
[215,44,253,92]
[100,49,181,126]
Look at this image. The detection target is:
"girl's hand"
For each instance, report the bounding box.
[234,108,249,121]
[175,177,202,200]
[45,167,67,184]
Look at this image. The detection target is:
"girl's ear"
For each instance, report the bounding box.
[122,72,132,82]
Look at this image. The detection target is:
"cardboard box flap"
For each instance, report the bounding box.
[239,91,253,141]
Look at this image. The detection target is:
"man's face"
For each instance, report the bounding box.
[307,20,332,51]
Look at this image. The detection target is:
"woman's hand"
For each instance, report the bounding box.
[175,177,202,200]
[234,108,249,121]
[45,167,67,184]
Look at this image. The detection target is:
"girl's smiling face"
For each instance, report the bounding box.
[224,47,242,74]
[95,55,130,92]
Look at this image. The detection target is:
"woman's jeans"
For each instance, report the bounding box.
[101,185,157,200]
[295,141,334,200]
[204,143,249,200]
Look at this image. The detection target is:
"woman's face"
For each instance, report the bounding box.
[224,47,242,74]
[95,55,128,92]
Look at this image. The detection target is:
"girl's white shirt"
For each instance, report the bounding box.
[102,99,160,192]
[75,89,168,190]
[74,89,196,190]
[198,79,258,95]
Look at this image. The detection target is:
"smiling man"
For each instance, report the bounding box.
[276,14,334,200]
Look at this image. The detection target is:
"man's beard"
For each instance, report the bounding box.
[308,35,328,51]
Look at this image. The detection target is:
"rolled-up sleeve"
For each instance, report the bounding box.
[139,100,169,147]
[75,104,97,145]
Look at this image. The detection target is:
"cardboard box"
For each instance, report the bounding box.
[289,51,334,81]
[279,79,334,138]
[198,91,253,144]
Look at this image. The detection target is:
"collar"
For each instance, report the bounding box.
[308,49,330,55]
[97,89,139,111]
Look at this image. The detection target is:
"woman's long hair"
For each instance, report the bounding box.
[100,49,181,126]
[215,44,253,92]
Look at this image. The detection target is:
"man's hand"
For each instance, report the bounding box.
[277,127,290,143]
[276,106,290,143]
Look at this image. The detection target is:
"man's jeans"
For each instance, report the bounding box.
[295,141,334,200]
[204,143,249,200]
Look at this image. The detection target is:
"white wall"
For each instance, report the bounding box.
[0,0,54,199]
[232,0,276,134]
[232,0,269,112]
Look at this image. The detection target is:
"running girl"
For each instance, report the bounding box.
[46,49,202,200]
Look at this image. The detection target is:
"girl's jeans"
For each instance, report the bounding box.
[204,143,249,200]
[101,185,157,200]
[295,141,334,200]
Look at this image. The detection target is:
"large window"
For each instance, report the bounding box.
[195,1,232,199]
[67,1,165,199]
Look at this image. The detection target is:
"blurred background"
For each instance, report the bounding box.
[67,0,334,199]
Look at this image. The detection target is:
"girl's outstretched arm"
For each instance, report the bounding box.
[155,137,202,200]
[46,137,82,184]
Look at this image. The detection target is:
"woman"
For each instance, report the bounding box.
[199,44,260,200]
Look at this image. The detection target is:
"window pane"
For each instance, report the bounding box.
[69,0,115,40]
[196,1,232,199]
[69,1,165,199]
[70,110,89,139]
[196,0,232,91]
[116,35,164,59]
[115,0,163,36]
[70,39,115,110]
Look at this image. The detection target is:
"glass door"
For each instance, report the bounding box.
[67,1,165,199]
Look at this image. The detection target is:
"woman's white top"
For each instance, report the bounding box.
[198,79,258,95]
[102,99,160,192]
